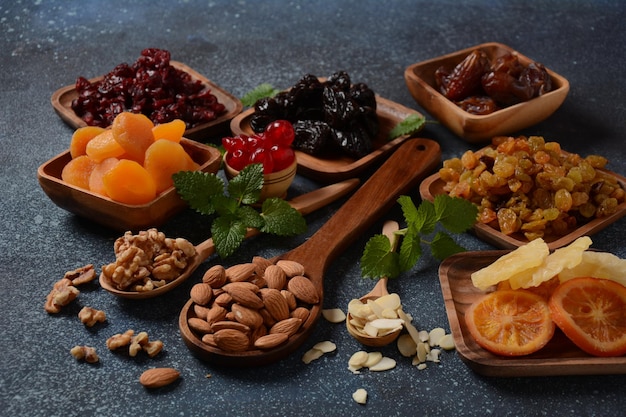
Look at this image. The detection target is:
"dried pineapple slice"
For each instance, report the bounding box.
[558,251,626,287]
[471,238,549,290]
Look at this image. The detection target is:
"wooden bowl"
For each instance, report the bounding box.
[419,169,626,251]
[230,95,423,182]
[37,138,222,231]
[404,42,569,143]
[439,251,626,376]
[51,61,243,141]
[223,156,297,201]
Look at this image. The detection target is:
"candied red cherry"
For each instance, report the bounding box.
[265,120,295,147]
[226,148,249,171]
[270,145,295,171]
[246,133,268,152]
[222,135,248,153]
[250,147,274,174]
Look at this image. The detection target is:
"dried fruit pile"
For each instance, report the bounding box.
[62,112,199,204]
[435,49,552,114]
[466,236,626,357]
[71,48,226,128]
[249,71,379,159]
[439,135,625,240]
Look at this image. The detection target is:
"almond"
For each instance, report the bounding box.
[276,260,305,277]
[254,333,289,350]
[287,275,319,304]
[201,333,218,348]
[225,263,256,282]
[281,289,297,310]
[210,320,251,333]
[263,264,287,290]
[139,367,180,389]
[231,303,264,329]
[291,306,310,322]
[193,304,210,320]
[205,305,227,325]
[222,283,264,309]
[252,256,273,276]
[214,328,250,352]
[214,292,233,307]
[270,317,303,336]
[202,264,226,287]
[260,288,290,321]
[258,307,277,327]
[190,283,212,306]
[188,317,213,334]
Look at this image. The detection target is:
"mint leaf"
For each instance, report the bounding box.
[398,223,422,272]
[228,163,264,205]
[388,114,426,140]
[260,198,307,235]
[430,232,466,260]
[241,83,279,107]
[361,234,401,279]
[173,171,224,214]
[434,194,478,233]
[212,215,248,258]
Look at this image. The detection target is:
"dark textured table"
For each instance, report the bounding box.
[1,1,625,416]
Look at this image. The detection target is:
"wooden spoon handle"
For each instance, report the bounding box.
[287,138,441,273]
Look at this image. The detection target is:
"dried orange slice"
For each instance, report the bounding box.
[549,277,626,357]
[465,290,555,356]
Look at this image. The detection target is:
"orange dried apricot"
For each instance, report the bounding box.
[85,130,126,163]
[70,126,106,158]
[111,112,155,163]
[61,155,96,190]
[102,159,157,205]
[88,157,119,196]
[152,119,185,143]
[144,139,196,193]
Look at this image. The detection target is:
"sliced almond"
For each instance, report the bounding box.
[397,333,417,357]
[348,351,369,368]
[368,356,396,372]
[363,351,383,368]
[438,333,456,351]
[322,308,346,323]
[352,388,368,405]
[312,340,336,353]
[428,327,446,347]
[302,347,324,364]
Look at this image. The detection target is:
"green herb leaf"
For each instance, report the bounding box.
[433,194,478,233]
[228,163,264,205]
[388,114,426,140]
[260,198,307,236]
[212,215,248,258]
[361,234,401,279]
[430,231,466,260]
[173,171,224,215]
[241,83,279,107]
[359,194,477,279]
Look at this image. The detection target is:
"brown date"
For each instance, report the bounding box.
[435,50,490,101]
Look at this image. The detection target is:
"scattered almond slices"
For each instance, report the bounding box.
[301,340,337,364]
[347,293,404,338]
[352,388,368,405]
[347,350,395,374]
[322,308,346,323]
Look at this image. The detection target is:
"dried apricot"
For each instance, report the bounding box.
[144,139,195,193]
[61,155,96,190]
[70,126,106,158]
[85,130,126,163]
[111,112,155,163]
[102,159,157,205]
[152,119,185,143]
[88,157,119,196]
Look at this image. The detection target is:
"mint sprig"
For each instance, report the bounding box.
[388,114,426,140]
[173,164,306,258]
[241,83,280,107]
[360,194,477,279]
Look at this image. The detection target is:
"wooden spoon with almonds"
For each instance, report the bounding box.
[179,138,441,366]
[346,220,404,347]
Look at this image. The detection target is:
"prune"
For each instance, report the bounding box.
[250,71,378,158]
[71,48,226,129]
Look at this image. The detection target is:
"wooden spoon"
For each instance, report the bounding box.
[179,138,441,366]
[346,220,402,347]
[99,178,360,299]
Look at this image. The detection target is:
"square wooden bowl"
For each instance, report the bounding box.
[404,42,569,143]
[37,138,221,231]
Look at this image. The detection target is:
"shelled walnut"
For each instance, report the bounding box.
[106,329,163,358]
[70,345,99,363]
[44,278,80,314]
[100,228,196,291]
[78,306,107,327]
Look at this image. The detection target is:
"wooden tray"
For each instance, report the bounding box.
[230,96,423,182]
[439,251,626,377]
[50,61,243,141]
[37,138,222,231]
[420,171,626,250]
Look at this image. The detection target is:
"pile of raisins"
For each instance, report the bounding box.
[71,48,226,129]
[435,50,552,115]
[249,71,379,159]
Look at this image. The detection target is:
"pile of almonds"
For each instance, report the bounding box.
[186,256,320,352]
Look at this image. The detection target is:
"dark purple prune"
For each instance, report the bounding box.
[330,125,372,159]
[293,120,332,155]
[326,71,351,92]
[322,86,359,129]
[456,96,499,115]
[290,74,325,109]
[437,50,490,101]
[350,83,377,110]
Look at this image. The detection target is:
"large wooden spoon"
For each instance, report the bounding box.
[346,220,402,347]
[99,178,360,299]
[179,138,441,366]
